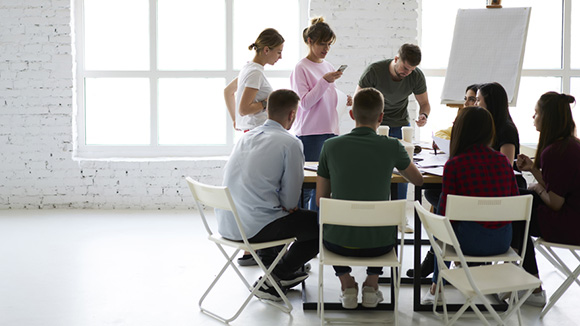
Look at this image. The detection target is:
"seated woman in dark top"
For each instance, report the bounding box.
[512,91,580,307]
[476,82,526,188]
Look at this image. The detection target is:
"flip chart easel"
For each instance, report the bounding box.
[441,6,531,107]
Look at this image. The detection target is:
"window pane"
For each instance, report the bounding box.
[158,78,226,145]
[158,0,225,70]
[572,0,580,68]
[510,0,562,69]
[84,0,149,70]
[571,78,580,128]
[511,77,561,144]
[85,78,150,145]
[233,0,300,71]
[421,0,562,70]
[421,0,480,69]
[419,77,462,142]
[268,77,292,91]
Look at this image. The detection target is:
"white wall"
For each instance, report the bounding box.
[0,0,418,209]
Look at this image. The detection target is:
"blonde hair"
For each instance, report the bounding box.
[248,28,284,53]
[302,16,336,45]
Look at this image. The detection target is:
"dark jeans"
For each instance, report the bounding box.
[511,189,542,275]
[298,134,336,211]
[248,209,319,277]
[424,187,443,214]
[386,124,409,199]
[433,222,512,283]
[323,240,394,276]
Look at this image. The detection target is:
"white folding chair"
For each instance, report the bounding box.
[415,201,541,326]
[318,198,406,326]
[443,194,534,265]
[186,177,295,323]
[534,238,580,318]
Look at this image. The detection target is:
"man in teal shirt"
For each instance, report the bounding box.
[356,43,431,222]
[316,87,424,309]
[356,43,431,130]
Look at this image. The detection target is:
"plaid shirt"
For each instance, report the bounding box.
[440,144,520,229]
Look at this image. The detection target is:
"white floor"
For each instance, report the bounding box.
[0,208,578,326]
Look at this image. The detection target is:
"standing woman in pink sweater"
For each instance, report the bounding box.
[291,17,351,210]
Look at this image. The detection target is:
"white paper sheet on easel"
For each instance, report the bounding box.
[433,135,450,155]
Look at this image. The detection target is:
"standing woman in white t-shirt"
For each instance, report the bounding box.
[223,28,285,267]
[224,28,285,131]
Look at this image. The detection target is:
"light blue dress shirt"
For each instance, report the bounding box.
[216,119,305,240]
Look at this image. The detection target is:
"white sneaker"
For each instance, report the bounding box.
[398,224,414,233]
[362,286,384,308]
[498,289,546,307]
[340,285,359,309]
[421,291,443,305]
[522,290,546,307]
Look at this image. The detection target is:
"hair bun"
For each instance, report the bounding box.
[310,16,325,25]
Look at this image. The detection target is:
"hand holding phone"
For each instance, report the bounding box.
[337,65,348,72]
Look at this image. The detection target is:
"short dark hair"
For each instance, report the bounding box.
[466,83,480,94]
[450,106,495,158]
[352,88,384,125]
[398,43,421,66]
[267,89,300,119]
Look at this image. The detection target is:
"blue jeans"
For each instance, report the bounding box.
[387,125,409,199]
[432,221,512,283]
[323,240,394,276]
[298,134,336,211]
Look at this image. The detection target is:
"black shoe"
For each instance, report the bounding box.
[237,254,258,266]
[274,270,309,289]
[252,276,285,302]
[406,250,434,278]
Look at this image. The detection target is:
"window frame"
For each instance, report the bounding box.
[74,0,307,159]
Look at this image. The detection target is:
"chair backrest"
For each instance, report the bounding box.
[414,201,457,247]
[185,177,249,241]
[319,198,407,227]
[186,177,236,212]
[445,194,533,222]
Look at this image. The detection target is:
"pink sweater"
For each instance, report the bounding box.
[290,58,339,136]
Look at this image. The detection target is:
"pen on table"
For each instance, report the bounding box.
[434,146,437,155]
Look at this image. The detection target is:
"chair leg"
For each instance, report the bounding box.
[199,248,257,323]
[541,263,580,318]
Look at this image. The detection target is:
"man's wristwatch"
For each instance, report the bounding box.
[261,100,267,110]
[420,113,428,119]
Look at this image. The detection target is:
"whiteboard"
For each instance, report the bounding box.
[441,8,531,106]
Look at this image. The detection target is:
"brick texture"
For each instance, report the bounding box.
[0,0,418,209]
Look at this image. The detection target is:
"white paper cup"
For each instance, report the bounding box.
[377,126,390,136]
[402,126,413,143]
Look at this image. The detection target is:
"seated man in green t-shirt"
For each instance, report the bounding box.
[316,87,424,309]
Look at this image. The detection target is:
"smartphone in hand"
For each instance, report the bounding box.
[337,65,348,72]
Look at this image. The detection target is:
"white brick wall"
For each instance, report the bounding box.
[0,0,418,209]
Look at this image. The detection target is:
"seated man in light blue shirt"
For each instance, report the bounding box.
[216,89,319,302]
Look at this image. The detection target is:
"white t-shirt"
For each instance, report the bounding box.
[235,62,272,130]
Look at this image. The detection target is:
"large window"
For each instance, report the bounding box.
[420,0,579,144]
[75,0,305,158]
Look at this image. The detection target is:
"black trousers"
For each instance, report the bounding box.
[248,209,319,277]
[511,189,542,275]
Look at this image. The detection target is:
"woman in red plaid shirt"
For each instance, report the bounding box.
[422,106,520,304]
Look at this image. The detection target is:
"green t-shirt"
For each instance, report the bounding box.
[317,127,411,248]
[358,59,427,127]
